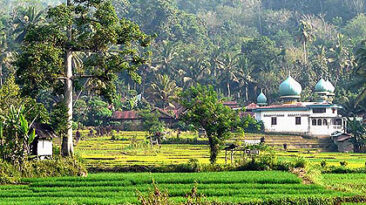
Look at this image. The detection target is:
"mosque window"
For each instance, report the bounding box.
[271,117,277,125]
[318,119,322,126]
[295,117,301,125]
[313,108,326,113]
[323,119,328,126]
[312,119,317,126]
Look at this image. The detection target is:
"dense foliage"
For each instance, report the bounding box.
[0,0,366,130]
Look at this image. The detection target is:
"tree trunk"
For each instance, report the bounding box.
[0,63,3,86]
[303,41,307,64]
[208,136,219,164]
[62,51,74,156]
[227,82,231,98]
[62,0,74,156]
[245,84,249,102]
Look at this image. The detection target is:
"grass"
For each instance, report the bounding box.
[0,171,356,204]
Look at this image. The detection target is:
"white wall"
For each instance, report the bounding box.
[258,110,310,135]
[37,140,53,156]
[255,107,344,136]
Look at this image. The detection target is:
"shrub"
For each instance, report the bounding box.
[340,161,348,167]
[294,157,307,168]
[111,130,118,140]
[138,181,170,205]
[0,157,87,184]
[0,162,21,184]
[321,160,327,168]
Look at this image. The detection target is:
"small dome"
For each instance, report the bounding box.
[326,80,335,93]
[257,92,267,105]
[315,78,328,93]
[279,76,302,97]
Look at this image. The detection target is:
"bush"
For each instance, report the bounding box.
[22,157,87,178]
[294,157,307,168]
[0,162,21,184]
[340,161,348,167]
[321,160,327,168]
[161,137,208,145]
[0,157,87,184]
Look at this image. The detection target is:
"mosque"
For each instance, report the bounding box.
[251,75,346,137]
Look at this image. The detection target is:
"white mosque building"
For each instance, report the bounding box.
[251,76,346,137]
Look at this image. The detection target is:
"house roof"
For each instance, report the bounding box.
[112,110,139,120]
[253,102,340,112]
[31,123,57,140]
[333,133,353,142]
[246,103,259,110]
[111,108,183,121]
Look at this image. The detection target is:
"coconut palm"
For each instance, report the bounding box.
[12,6,45,43]
[355,41,366,105]
[147,74,182,108]
[298,19,314,64]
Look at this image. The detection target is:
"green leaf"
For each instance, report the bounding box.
[28,129,36,144]
[20,114,29,134]
[0,121,3,140]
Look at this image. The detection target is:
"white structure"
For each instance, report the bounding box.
[36,140,53,158]
[31,123,56,159]
[252,76,346,137]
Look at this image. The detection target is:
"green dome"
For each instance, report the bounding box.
[326,80,335,93]
[315,78,328,92]
[279,76,302,97]
[257,92,267,105]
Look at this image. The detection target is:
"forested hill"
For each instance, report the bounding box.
[1,0,366,109]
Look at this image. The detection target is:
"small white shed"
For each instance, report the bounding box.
[30,123,57,159]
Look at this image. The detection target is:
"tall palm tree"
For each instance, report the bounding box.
[214,52,242,98]
[147,74,182,108]
[298,19,314,64]
[355,41,366,105]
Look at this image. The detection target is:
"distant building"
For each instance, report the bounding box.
[250,76,346,137]
[111,108,182,129]
[331,132,354,152]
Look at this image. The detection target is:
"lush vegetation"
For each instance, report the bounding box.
[0,171,360,205]
[1,0,366,204]
[1,0,366,128]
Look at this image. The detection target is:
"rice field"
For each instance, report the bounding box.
[74,131,366,168]
[322,173,366,195]
[0,171,356,205]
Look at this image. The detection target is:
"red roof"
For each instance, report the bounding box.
[246,103,259,110]
[335,134,353,142]
[257,102,306,109]
[112,108,183,121]
[112,111,139,120]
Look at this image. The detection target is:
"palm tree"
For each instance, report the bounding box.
[12,7,44,43]
[214,52,242,98]
[147,74,182,108]
[298,19,314,64]
[355,41,366,106]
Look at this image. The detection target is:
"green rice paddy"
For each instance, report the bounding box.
[0,171,356,204]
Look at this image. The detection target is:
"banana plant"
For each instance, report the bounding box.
[0,105,36,167]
